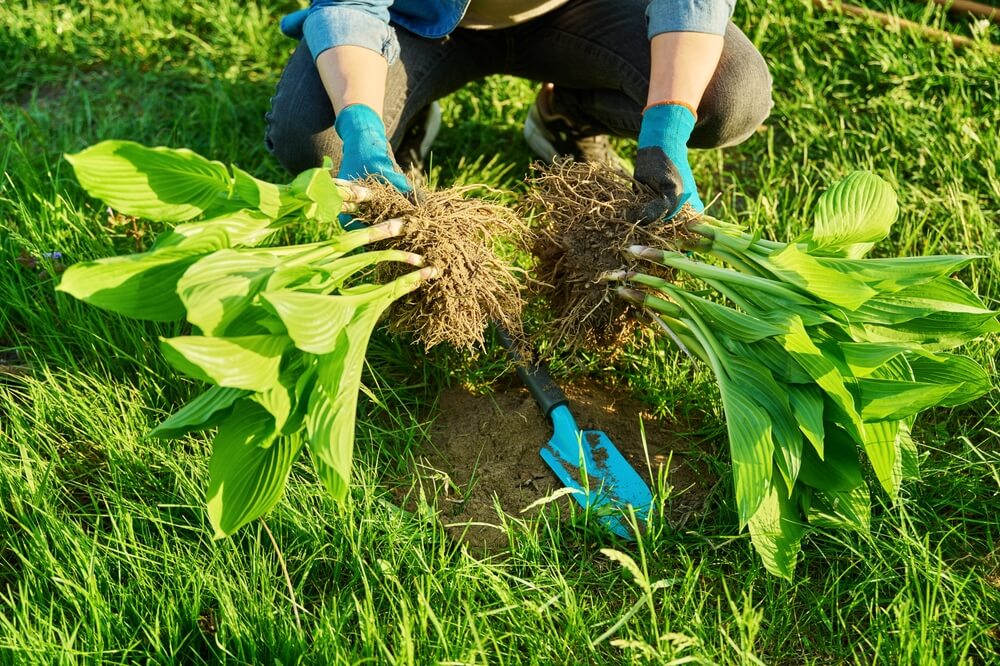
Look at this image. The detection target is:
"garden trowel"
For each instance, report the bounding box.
[496,327,652,539]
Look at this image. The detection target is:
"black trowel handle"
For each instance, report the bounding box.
[495,325,568,419]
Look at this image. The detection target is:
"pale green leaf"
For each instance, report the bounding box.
[55,227,229,321]
[289,166,343,225]
[817,255,978,293]
[206,402,303,538]
[838,342,913,378]
[231,165,288,219]
[65,140,231,222]
[803,484,870,533]
[264,269,431,354]
[765,244,877,310]
[786,384,825,459]
[153,210,277,249]
[861,419,902,500]
[177,250,279,335]
[779,319,865,442]
[808,171,898,258]
[160,334,289,391]
[797,425,863,492]
[746,477,803,580]
[727,358,802,496]
[898,420,920,480]
[718,378,774,527]
[149,386,250,439]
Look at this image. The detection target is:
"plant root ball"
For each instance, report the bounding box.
[524,158,698,352]
[357,182,529,352]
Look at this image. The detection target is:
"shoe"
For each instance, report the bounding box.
[396,100,442,173]
[523,83,628,172]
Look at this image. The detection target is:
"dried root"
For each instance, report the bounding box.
[357,182,530,352]
[524,158,698,352]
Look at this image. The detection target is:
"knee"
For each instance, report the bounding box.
[691,23,773,150]
[265,112,343,176]
[264,43,342,175]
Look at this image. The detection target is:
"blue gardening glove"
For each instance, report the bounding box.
[633,103,704,222]
[335,103,411,194]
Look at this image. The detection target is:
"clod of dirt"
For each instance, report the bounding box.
[394,378,712,553]
[524,159,699,352]
[358,182,529,351]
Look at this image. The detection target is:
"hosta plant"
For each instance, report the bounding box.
[58,141,436,537]
[602,171,997,578]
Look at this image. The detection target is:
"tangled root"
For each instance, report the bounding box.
[358,182,530,352]
[524,158,698,352]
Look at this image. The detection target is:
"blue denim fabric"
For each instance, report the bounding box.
[280,1,736,63]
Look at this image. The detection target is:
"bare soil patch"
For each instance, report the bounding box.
[395,377,713,552]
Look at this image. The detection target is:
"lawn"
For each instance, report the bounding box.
[2,1,999,663]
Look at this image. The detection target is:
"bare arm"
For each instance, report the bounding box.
[647,31,724,111]
[314,45,388,115]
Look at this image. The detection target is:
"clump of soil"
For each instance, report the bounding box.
[395,378,713,553]
[358,182,530,351]
[524,159,699,352]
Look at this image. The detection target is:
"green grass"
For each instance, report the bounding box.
[2,0,999,663]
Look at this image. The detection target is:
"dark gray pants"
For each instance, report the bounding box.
[265,0,773,175]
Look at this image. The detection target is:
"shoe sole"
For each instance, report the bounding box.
[419,101,442,161]
[523,103,562,163]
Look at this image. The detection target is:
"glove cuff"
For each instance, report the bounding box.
[638,103,696,152]
[334,103,388,146]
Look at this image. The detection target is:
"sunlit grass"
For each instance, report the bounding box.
[1,1,998,662]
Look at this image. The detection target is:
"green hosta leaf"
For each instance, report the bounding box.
[847,275,997,328]
[779,318,865,442]
[803,484,870,533]
[898,420,920,480]
[855,352,988,421]
[861,419,902,500]
[747,477,803,580]
[56,227,230,321]
[250,383,294,441]
[206,402,303,538]
[149,386,250,438]
[859,379,958,421]
[306,383,353,501]
[727,358,802,495]
[798,426,863,492]
[65,140,231,222]
[231,164,290,219]
[838,342,913,378]
[786,384,825,459]
[160,334,290,391]
[177,250,280,335]
[676,292,788,342]
[718,377,774,527]
[729,339,814,384]
[808,171,898,258]
[817,255,978,293]
[154,210,278,250]
[302,271,431,501]
[908,353,992,407]
[264,269,432,354]
[289,166,343,225]
[857,317,1000,352]
[765,244,877,310]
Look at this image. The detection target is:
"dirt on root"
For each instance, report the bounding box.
[524,159,699,353]
[394,377,713,553]
[358,182,530,351]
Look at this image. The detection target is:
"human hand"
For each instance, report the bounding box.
[633,103,704,223]
[334,103,411,194]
